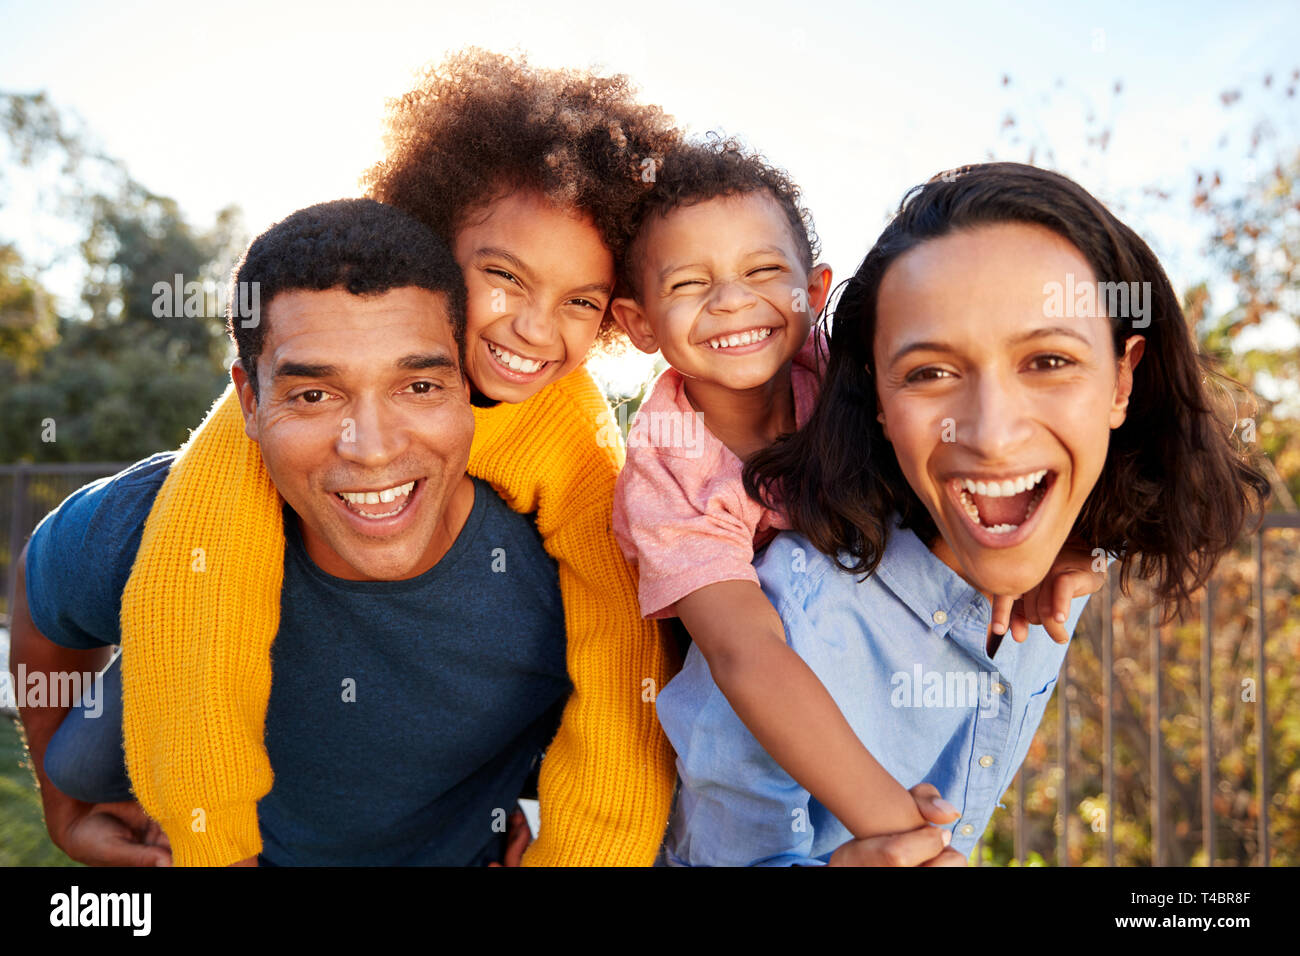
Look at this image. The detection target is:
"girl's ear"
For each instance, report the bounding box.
[1109,335,1146,429]
[610,297,660,355]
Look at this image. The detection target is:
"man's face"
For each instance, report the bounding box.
[616,191,829,391]
[872,221,1143,598]
[232,285,475,582]
[452,190,615,403]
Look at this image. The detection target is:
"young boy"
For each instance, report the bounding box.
[611,139,1104,855]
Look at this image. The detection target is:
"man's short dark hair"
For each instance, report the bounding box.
[621,134,820,298]
[226,198,467,397]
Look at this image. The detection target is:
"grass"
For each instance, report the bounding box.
[0,714,80,866]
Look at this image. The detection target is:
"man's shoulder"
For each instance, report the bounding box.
[33,453,175,545]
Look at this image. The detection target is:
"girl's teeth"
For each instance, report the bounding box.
[488,343,544,373]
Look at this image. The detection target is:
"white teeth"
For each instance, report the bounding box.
[705,327,772,350]
[961,469,1047,498]
[339,481,415,506]
[488,342,545,373]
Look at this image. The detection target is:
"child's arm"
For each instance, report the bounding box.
[990,541,1109,643]
[676,579,926,840]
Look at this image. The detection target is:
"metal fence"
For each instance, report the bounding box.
[3,462,1296,866]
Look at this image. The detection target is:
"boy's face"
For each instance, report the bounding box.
[452,190,615,403]
[614,191,830,390]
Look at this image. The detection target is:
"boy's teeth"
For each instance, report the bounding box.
[960,469,1047,498]
[488,342,544,373]
[708,327,772,349]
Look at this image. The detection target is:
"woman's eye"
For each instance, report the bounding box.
[1030,354,1075,371]
[904,367,955,384]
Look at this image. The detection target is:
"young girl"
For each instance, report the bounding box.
[107,50,684,866]
[610,141,1106,846]
[653,162,1269,864]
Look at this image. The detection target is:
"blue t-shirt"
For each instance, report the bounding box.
[25,453,570,865]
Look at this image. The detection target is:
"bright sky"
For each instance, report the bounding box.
[2,0,1298,393]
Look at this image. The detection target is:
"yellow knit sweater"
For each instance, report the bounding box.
[118,367,677,866]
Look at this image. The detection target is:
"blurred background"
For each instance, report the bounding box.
[0,0,1296,866]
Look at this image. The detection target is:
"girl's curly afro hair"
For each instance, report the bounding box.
[362,48,682,346]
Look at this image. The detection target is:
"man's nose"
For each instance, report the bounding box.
[335,394,409,468]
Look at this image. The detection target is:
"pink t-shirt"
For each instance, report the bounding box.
[612,334,824,619]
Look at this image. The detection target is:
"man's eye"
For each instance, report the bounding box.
[408,380,442,394]
[297,389,329,403]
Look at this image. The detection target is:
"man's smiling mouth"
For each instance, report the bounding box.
[335,479,417,520]
[950,469,1055,536]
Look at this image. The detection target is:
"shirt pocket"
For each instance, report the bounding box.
[1007,675,1060,782]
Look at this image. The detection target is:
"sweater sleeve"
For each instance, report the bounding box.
[470,367,678,866]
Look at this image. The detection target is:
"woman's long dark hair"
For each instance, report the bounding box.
[743,163,1270,618]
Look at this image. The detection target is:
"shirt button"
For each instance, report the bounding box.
[993,682,1005,694]
[932,610,948,625]
[960,824,975,836]
[979,754,994,768]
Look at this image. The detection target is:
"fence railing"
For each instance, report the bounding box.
[3,462,1296,866]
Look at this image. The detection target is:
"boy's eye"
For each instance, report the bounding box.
[669,278,706,292]
[748,265,782,278]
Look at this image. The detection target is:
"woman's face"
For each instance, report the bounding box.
[452,190,615,403]
[872,221,1144,598]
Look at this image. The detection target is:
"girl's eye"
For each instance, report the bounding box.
[1029,354,1075,371]
[487,268,519,285]
[568,297,602,311]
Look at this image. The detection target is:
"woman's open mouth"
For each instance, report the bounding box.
[947,469,1056,548]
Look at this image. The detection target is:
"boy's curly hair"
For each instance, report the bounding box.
[362,49,681,346]
[621,134,821,298]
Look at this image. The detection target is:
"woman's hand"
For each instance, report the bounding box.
[826,784,966,867]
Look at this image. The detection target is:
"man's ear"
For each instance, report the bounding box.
[806,263,833,318]
[229,359,261,442]
[610,297,660,355]
[1109,335,1146,429]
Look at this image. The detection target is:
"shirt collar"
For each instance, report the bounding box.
[872,514,985,638]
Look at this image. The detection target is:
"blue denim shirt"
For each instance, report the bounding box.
[656,522,1089,866]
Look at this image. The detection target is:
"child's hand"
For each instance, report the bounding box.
[990,545,1107,645]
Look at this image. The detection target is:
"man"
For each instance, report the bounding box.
[12,199,569,865]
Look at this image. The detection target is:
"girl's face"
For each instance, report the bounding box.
[872,221,1144,599]
[453,190,615,403]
